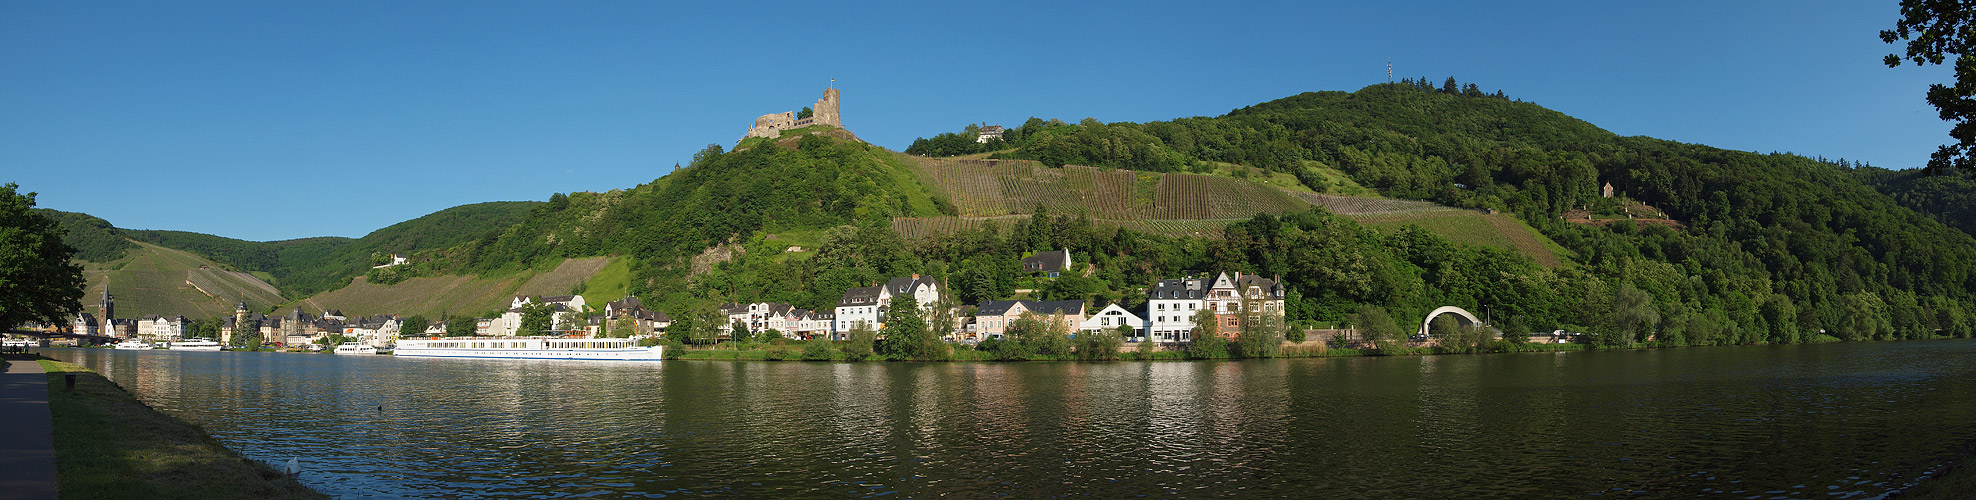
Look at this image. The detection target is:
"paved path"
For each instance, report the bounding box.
[0,355,57,500]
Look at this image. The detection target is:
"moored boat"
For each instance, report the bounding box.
[170,339,224,351]
[113,339,157,350]
[332,342,378,355]
[393,337,661,360]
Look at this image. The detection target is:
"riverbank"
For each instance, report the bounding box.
[665,339,1586,361]
[36,359,326,499]
[1896,450,1976,499]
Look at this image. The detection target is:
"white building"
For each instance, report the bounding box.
[834,285,887,336]
[1147,277,1206,342]
[1080,303,1148,340]
[497,295,588,336]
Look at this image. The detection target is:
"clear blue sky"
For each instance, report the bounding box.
[1,1,1949,242]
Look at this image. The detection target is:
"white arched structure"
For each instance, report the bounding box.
[1419,306,1483,337]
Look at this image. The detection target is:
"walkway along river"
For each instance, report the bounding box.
[42,338,1976,498]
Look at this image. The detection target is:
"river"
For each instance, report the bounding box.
[42,338,1976,498]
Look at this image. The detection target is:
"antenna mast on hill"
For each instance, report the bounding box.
[1386,60,1393,84]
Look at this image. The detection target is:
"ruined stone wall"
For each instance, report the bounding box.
[743,88,842,140]
[747,111,798,140]
[811,87,840,127]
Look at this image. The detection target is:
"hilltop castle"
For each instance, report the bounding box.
[745,87,841,140]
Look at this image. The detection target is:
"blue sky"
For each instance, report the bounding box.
[1,1,1948,241]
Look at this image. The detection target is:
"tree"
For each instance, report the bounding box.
[609,315,638,339]
[1234,299,1285,358]
[1883,2,1976,175]
[1186,309,1228,359]
[1350,305,1403,351]
[730,319,750,343]
[1600,284,1659,347]
[842,323,876,360]
[0,184,85,332]
[400,316,429,339]
[879,295,930,359]
[1078,324,1125,360]
[761,328,784,343]
[798,106,814,120]
[517,302,556,335]
[448,316,477,337]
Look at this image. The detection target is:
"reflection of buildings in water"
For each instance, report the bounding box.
[1145,363,1205,453]
[829,362,893,447]
[961,363,1027,448]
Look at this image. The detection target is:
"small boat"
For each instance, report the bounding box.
[393,336,662,360]
[170,339,224,351]
[113,339,156,350]
[332,342,377,355]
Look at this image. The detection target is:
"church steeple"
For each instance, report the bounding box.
[99,281,114,321]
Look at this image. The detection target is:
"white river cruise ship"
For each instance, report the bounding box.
[393,337,662,361]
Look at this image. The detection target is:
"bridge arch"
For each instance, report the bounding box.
[1419,306,1483,337]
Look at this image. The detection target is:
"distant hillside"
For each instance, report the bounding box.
[50,201,540,298]
[1855,166,1976,237]
[289,257,611,319]
[82,241,283,319]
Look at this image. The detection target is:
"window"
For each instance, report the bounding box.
[1189,303,1196,310]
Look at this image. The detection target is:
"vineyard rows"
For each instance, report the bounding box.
[907,155,1459,227]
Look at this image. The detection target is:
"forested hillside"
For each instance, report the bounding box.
[48,201,539,298]
[903,80,1976,342]
[48,82,1976,344]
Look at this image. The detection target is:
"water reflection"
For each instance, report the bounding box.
[41,339,1976,498]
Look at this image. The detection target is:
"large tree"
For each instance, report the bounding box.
[1883,0,1976,175]
[0,184,85,331]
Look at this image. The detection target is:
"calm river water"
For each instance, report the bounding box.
[43,339,1976,498]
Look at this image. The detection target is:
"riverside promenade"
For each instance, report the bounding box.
[0,354,57,500]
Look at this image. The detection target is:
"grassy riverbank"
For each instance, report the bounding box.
[37,359,326,500]
[1896,451,1976,499]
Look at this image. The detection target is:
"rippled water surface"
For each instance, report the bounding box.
[43,339,1976,498]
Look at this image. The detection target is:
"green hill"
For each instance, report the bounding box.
[50,201,539,299]
[82,241,283,319]
[48,82,1976,343]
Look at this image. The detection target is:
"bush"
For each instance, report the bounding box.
[658,339,685,360]
[842,327,877,361]
[801,338,836,361]
[1187,336,1230,359]
[764,346,798,361]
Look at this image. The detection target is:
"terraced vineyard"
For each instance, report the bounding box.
[82,241,285,318]
[296,257,612,318]
[901,155,1566,265]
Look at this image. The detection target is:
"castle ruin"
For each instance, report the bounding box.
[745,87,841,140]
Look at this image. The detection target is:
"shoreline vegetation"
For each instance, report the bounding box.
[641,332,1976,363]
[36,358,327,500]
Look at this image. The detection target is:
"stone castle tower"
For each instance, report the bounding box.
[745,87,843,140]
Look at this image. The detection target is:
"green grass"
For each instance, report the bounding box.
[577,256,633,307]
[38,359,326,500]
[1354,210,1568,267]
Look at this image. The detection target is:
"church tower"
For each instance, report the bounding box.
[99,283,114,322]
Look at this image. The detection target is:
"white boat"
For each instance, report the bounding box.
[170,339,224,351]
[113,339,156,350]
[332,342,378,355]
[393,337,662,361]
